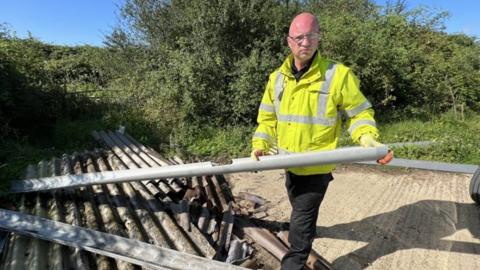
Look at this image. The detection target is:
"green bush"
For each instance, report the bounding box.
[380,112,480,164]
[106,0,297,126]
[0,36,116,143]
[338,111,480,164]
[169,124,254,161]
[309,0,480,120]
[105,0,479,128]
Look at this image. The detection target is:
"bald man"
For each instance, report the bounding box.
[251,12,392,269]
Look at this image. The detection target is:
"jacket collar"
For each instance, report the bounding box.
[279,50,325,83]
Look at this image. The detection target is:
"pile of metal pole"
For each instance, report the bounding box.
[0,130,336,269]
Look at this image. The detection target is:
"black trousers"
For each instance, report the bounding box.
[281,171,332,270]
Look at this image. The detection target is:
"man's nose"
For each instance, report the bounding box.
[299,37,312,47]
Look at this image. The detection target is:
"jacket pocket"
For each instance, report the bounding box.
[308,126,335,150]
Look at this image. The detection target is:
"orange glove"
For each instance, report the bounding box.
[359,134,393,165]
[250,149,265,161]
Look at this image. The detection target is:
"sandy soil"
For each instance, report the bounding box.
[226,164,480,270]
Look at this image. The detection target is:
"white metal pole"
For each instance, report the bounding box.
[10,146,388,193]
[0,208,247,270]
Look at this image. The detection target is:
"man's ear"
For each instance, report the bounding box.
[286,37,294,51]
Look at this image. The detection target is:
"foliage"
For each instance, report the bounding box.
[169,124,254,162]
[338,111,480,164]
[307,0,480,119]
[0,33,122,143]
[0,138,59,194]
[107,0,297,125]
[162,110,480,165]
[379,111,480,164]
[3,0,479,137]
[101,0,480,128]
[0,105,169,187]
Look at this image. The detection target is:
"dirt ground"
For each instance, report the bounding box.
[226,164,480,270]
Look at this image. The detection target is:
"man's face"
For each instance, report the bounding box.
[287,19,319,64]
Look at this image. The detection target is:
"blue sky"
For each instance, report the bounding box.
[374,0,480,37]
[0,0,478,46]
[0,0,125,46]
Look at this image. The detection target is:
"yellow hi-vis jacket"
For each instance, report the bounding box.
[252,52,379,175]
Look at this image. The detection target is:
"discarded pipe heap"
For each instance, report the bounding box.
[0,130,386,269]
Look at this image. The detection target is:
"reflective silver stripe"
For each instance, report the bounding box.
[259,103,275,113]
[273,71,284,115]
[253,132,272,142]
[278,114,337,126]
[317,63,337,118]
[273,64,338,127]
[345,100,372,117]
[348,120,377,134]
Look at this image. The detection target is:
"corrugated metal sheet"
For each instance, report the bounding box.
[0,130,335,269]
[0,131,259,269]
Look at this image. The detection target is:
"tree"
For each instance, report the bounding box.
[107,0,299,125]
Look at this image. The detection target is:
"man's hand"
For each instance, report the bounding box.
[250,149,264,161]
[359,134,393,165]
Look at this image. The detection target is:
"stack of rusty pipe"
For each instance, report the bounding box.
[0,130,332,270]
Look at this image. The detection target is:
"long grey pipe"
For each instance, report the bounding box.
[357,158,478,174]
[0,208,247,270]
[10,146,388,193]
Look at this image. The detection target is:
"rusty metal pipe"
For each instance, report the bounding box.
[234,216,288,261]
[277,231,333,270]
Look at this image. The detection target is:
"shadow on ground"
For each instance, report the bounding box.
[250,200,480,269]
[314,200,480,269]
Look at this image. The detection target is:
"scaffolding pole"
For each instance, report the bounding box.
[0,208,246,270]
[10,146,388,193]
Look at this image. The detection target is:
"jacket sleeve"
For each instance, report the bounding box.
[337,69,379,143]
[252,74,277,152]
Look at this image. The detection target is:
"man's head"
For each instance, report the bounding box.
[287,12,319,67]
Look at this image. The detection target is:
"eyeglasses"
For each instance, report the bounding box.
[288,32,319,44]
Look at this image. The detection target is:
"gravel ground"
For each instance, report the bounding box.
[226,164,480,270]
